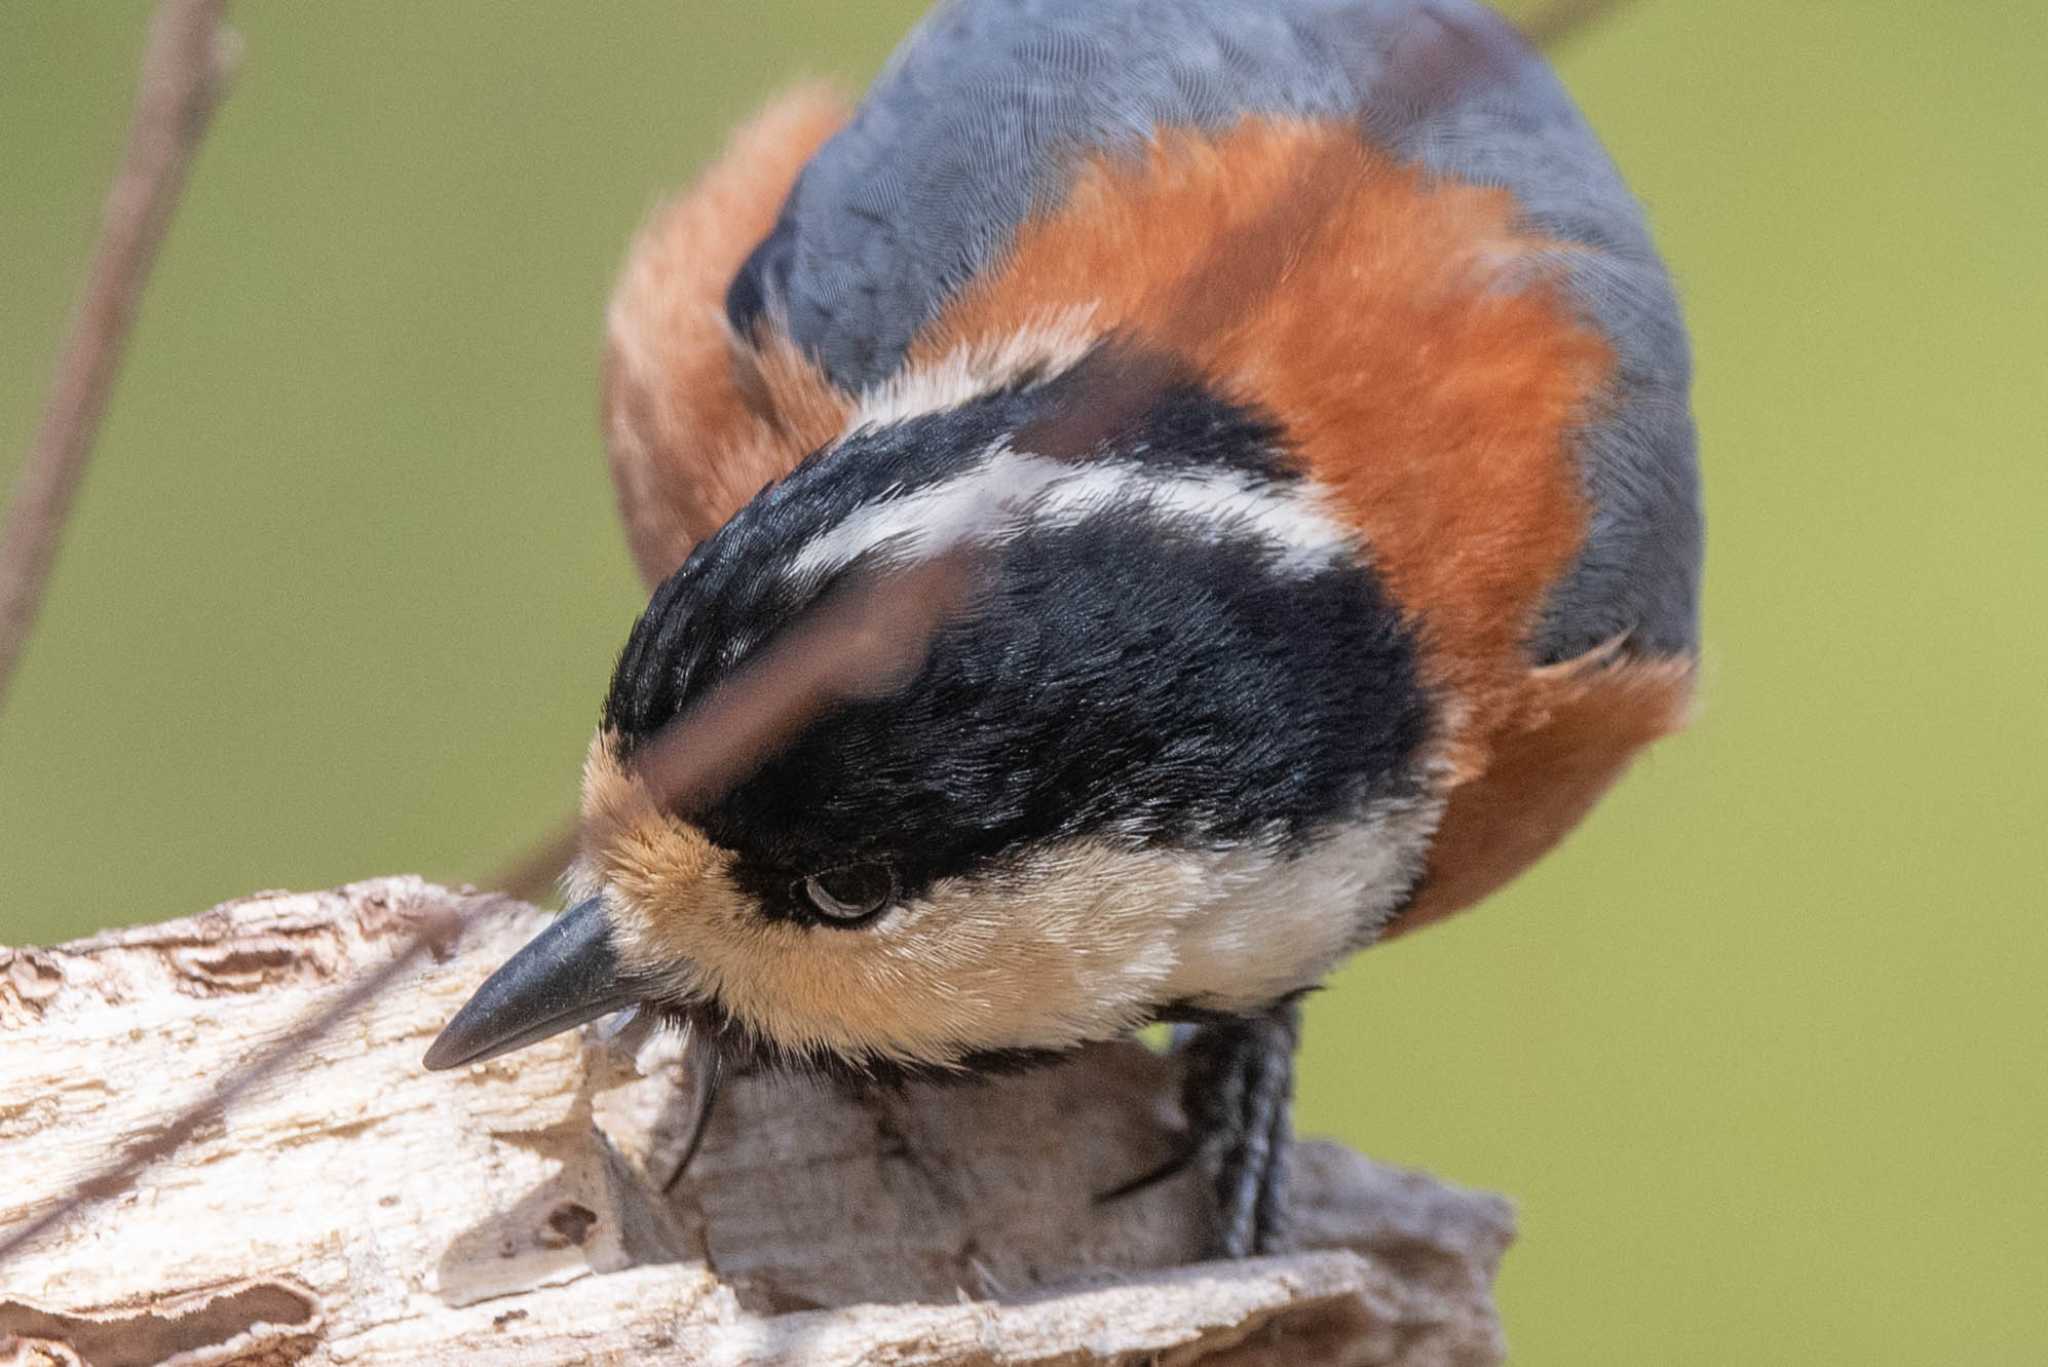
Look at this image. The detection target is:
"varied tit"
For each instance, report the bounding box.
[426,0,1701,1257]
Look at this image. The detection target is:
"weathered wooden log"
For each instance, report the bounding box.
[0,879,1512,1365]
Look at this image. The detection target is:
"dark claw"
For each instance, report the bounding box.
[661,1024,725,1194]
[1093,1134,1201,1206]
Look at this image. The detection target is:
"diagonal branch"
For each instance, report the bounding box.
[0,880,1515,1363]
[0,0,237,715]
[0,898,466,1267]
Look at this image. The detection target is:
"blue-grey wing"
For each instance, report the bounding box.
[730,0,1700,659]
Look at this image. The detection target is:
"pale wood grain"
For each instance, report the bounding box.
[1,880,1511,1365]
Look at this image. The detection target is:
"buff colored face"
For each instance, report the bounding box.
[421,339,1443,1082]
[572,733,1439,1071]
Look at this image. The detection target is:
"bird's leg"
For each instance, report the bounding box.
[1180,1000,1302,1258]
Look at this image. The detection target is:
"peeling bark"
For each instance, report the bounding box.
[0,880,1512,1365]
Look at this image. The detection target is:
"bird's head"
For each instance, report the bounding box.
[426,353,1439,1080]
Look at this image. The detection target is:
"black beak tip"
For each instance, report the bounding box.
[420,1027,475,1072]
[418,896,640,1073]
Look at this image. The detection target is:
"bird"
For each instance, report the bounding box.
[424,0,1701,1259]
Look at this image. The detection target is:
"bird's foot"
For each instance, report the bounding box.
[1183,1000,1301,1257]
[1096,1002,1302,1257]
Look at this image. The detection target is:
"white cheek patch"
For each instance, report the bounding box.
[589,794,1441,1068]
[787,442,1356,585]
[1155,796,1444,1013]
[868,795,1444,1061]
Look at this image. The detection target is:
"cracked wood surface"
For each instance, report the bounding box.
[0,879,1513,1365]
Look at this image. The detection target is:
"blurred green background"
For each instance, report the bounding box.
[4,1,2043,1361]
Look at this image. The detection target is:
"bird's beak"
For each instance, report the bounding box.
[423,896,645,1070]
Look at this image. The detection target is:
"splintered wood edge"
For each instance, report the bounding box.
[0,878,1513,1366]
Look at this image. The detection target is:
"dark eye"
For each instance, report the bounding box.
[797,862,897,925]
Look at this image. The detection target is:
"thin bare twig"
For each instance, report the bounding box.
[476,547,980,900]
[482,817,581,905]
[1518,0,1632,49]
[0,548,982,1266]
[0,0,236,715]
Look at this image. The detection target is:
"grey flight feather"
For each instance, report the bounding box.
[727,0,1701,658]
